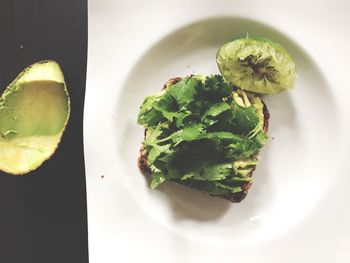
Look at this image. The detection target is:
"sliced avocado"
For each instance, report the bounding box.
[233,158,258,177]
[232,89,251,107]
[251,95,265,131]
[0,60,70,175]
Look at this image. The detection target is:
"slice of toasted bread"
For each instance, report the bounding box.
[138,77,270,202]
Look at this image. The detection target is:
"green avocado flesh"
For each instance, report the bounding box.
[0,61,70,175]
[216,36,296,95]
[137,75,267,196]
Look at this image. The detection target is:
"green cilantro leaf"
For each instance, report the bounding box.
[168,77,198,109]
[137,75,268,195]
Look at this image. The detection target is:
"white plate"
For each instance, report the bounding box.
[85,0,350,262]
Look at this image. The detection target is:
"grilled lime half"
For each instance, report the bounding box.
[216,36,296,95]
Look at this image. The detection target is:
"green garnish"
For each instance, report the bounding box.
[137,75,267,196]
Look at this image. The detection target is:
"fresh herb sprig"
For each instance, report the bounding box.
[138,75,267,196]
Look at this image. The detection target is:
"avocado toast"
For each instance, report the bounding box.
[136,35,296,202]
[137,75,270,202]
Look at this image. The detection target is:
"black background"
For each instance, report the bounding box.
[0,0,89,262]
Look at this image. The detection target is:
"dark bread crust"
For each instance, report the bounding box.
[138,77,270,202]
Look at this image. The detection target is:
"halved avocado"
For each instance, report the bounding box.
[0,60,70,175]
